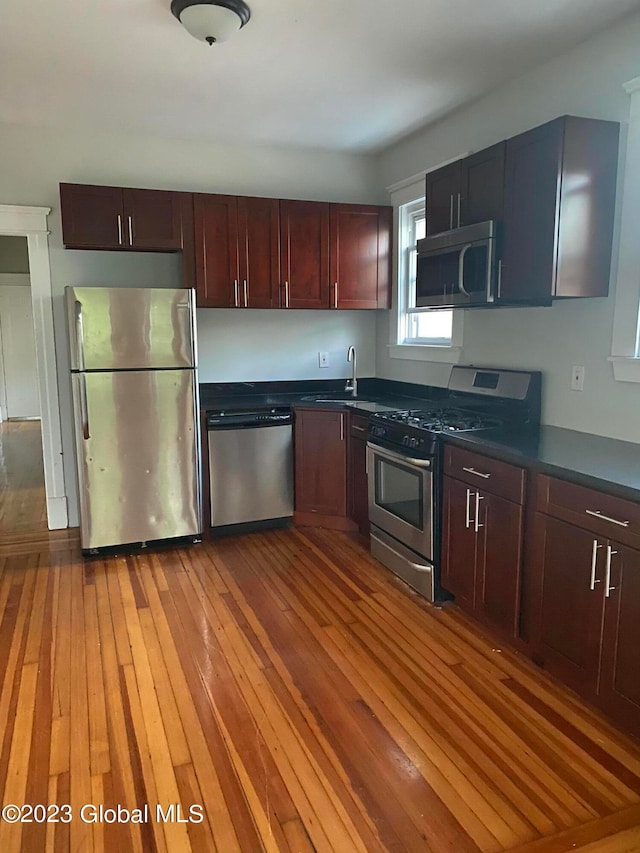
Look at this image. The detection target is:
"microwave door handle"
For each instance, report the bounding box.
[458,243,473,297]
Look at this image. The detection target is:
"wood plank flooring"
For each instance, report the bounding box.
[0,421,47,535]
[0,525,639,851]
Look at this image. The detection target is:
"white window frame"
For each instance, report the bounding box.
[387,174,463,364]
[610,76,640,383]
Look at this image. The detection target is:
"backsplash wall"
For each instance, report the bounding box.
[197,309,376,383]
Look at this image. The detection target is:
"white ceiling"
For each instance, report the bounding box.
[1,0,639,153]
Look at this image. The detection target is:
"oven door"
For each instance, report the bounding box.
[367,442,433,560]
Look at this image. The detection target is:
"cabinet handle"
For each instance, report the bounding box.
[128,215,134,246]
[243,279,248,308]
[352,425,367,433]
[334,282,339,309]
[474,493,484,532]
[605,546,618,598]
[340,414,344,442]
[585,509,629,528]
[449,195,454,230]
[457,193,461,227]
[465,488,473,529]
[117,214,123,246]
[497,260,503,299]
[462,466,491,479]
[234,279,239,308]
[284,281,290,308]
[590,539,602,590]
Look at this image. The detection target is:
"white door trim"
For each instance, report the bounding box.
[0,205,68,529]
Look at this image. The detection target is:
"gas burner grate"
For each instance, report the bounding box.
[378,408,504,433]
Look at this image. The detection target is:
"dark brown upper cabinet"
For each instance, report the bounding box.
[279,199,391,311]
[330,203,392,310]
[279,200,331,310]
[500,116,619,304]
[194,194,279,309]
[425,143,505,235]
[60,183,188,252]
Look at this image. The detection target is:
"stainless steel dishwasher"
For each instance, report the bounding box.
[207,408,294,529]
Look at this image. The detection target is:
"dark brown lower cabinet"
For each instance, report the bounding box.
[442,474,523,637]
[533,473,640,736]
[533,515,605,698]
[294,408,355,530]
[599,544,640,732]
[347,413,369,535]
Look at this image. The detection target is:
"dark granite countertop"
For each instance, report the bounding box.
[199,378,443,415]
[200,379,640,503]
[446,426,640,503]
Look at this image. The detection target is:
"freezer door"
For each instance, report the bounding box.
[72,369,201,550]
[67,286,196,370]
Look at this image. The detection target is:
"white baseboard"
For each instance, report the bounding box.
[46,496,68,530]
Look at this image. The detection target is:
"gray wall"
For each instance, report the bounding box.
[375,10,640,444]
[0,236,29,273]
[0,124,381,524]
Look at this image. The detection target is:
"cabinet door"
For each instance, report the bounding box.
[237,197,279,309]
[123,188,184,250]
[280,200,330,309]
[330,204,391,309]
[60,183,124,249]
[501,119,564,303]
[425,162,460,235]
[477,491,523,637]
[348,433,369,534]
[535,514,604,698]
[193,194,240,308]
[441,476,477,612]
[599,544,640,732]
[459,143,505,227]
[294,409,347,517]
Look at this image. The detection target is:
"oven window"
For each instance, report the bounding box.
[375,456,424,530]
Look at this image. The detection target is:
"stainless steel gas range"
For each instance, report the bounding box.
[367,366,541,603]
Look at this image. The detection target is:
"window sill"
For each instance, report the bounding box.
[388,344,463,364]
[609,356,640,383]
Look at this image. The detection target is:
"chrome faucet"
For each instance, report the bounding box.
[345,346,357,397]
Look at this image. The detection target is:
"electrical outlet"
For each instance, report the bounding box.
[571,365,585,391]
[318,351,329,368]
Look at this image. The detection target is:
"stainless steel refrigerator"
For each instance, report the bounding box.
[66,286,202,552]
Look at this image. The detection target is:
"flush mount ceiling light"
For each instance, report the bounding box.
[171,0,251,45]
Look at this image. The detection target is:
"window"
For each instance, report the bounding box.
[387,173,463,364]
[610,76,640,383]
[397,198,453,346]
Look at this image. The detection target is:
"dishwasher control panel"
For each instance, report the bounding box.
[207,407,293,429]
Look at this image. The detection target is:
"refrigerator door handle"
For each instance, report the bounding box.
[79,374,90,440]
[176,290,197,367]
[75,300,86,371]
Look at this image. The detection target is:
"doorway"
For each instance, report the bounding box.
[0,236,47,534]
[0,205,67,531]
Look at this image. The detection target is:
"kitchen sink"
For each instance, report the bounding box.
[301,393,375,404]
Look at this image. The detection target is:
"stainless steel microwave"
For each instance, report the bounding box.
[415,220,499,308]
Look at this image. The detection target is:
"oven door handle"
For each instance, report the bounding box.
[367,442,432,469]
[370,531,433,574]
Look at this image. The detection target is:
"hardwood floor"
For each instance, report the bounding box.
[0,526,639,851]
[0,421,47,535]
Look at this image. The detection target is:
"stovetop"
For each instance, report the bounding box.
[368,366,542,459]
[376,407,504,433]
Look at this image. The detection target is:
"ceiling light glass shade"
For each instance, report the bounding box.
[171,1,251,44]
